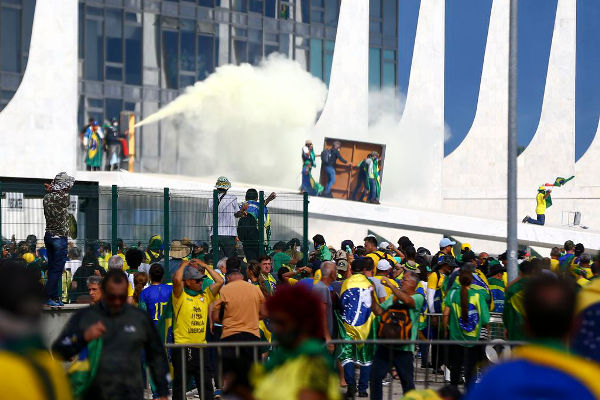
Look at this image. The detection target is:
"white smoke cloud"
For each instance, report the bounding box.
[137,54,327,186]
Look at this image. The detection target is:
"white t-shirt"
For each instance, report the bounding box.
[208,193,239,237]
[65,259,82,276]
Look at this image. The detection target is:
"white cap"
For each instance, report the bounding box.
[379,241,390,250]
[377,259,392,271]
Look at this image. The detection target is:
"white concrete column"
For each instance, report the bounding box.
[444,0,508,192]
[517,0,576,189]
[0,0,78,179]
[311,0,369,141]
[382,0,445,209]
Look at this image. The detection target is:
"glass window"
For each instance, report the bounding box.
[181,31,196,71]
[300,0,309,23]
[232,0,248,12]
[180,19,195,31]
[324,40,334,85]
[325,0,338,26]
[180,74,196,87]
[125,12,141,23]
[265,44,278,56]
[106,9,123,63]
[198,0,214,6]
[248,29,261,42]
[84,18,103,80]
[309,39,323,80]
[125,25,142,85]
[313,0,324,6]
[248,41,262,64]
[382,0,396,36]
[78,3,84,58]
[162,31,179,89]
[370,0,381,18]
[279,34,290,56]
[1,7,20,72]
[88,98,104,108]
[22,0,35,54]
[369,21,381,33]
[383,49,395,61]
[310,10,324,23]
[106,66,123,81]
[369,47,381,89]
[233,40,247,64]
[197,34,214,80]
[265,0,276,17]
[87,6,103,17]
[124,102,137,111]
[105,98,122,120]
[382,62,395,87]
[249,0,262,13]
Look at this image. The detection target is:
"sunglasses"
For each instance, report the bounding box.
[105,293,127,302]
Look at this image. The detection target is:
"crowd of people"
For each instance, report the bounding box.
[79,117,130,171]
[301,140,382,204]
[1,172,600,400]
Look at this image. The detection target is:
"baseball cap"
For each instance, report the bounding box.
[461,243,471,251]
[439,238,456,248]
[337,259,349,271]
[379,241,390,250]
[183,266,206,280]
[438,255,458,268]
[376,259,392,271]
[334,249,347,261]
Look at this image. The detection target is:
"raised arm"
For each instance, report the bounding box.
[192,258,224,296]
[172,260,189,298]
[381,278,415,308]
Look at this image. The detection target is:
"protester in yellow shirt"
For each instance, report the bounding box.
[522,186,551,226]
[171,259,224,400]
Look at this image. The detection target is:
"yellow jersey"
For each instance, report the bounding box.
[172,287,216,344]
[373,275,399,299]
[535,192,546,215]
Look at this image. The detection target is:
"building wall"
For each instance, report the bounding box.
[74,0,398,174]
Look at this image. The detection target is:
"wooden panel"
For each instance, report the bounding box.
[319,138,384,200]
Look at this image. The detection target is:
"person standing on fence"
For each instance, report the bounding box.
[43,172,75,308]
[52,269,170,400]
[442,269,490,388]
[209,176,246,259]
[466,275,600,400]
[171,259,224,400]
[212,257,266,365]
[252,284,340,400]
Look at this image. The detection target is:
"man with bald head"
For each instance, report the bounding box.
[313,261,337,349]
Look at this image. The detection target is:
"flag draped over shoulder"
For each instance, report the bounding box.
[336,274,378,366]
[503,278,527,340]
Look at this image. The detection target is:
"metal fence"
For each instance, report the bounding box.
[161,334,523,400]
[0,179,309,302]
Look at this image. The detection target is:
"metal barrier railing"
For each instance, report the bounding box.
[162,336,524,400]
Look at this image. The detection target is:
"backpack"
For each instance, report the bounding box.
[237,213,258,243]
[321,149,334,165]
[378,302,413,340]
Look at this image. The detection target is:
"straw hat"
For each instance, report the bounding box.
[170,240,189,259]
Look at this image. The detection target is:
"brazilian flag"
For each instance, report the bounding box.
[336,274,378,366]
[68,339,103,400]
[503,278,527,341]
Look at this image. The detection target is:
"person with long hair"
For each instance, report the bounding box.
[442,264,490,387]
[252,284,340,400]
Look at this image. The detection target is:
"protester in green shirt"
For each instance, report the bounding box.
[370,272,425,399]
[443,270,490,387]
[271,241,299,276]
